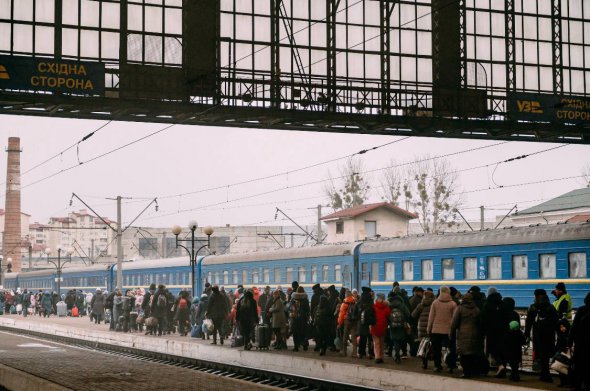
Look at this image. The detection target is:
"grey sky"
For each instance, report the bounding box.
[0,114,588,230]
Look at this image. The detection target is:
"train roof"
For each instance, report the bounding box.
[11,269,55,278]
[203,242,361,265]
[112,256,199,271]
[361,222,590,254]
[59,264,112,274]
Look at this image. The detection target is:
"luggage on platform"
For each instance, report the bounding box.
[230,327,244,348]
[191,323,203,338]
[10,305,16,314]
[254,323,272,350]
[71,307,79,317]
[56,301,67,317]
[16,304,22,314]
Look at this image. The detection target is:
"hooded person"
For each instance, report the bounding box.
[501,297,524,381]
[413,290,435,369]
[142,283,156,317]
[326,285,340,351]
[482,290,505,373]
[355,287,375,359]
[236,290,259,350]
[388,293,411,363]
[525,289,558,383]
[40,290,54,317]
[194,294,209,340]
[314,295,332,356]
[427,286,457,372]
[206,285,230,345]
[451,293,484,378]
[371,292,391,364]
[269,289,288,349]
[289,286,310,352]
[259,286,272,321]
[337,289,358,357]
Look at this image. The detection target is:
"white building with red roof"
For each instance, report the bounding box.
[320,202,417,243]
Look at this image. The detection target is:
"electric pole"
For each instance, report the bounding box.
[117,196,123,291]
[480,205,485,230]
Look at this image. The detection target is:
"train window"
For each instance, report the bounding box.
[223,270,229,285]
[298,266,306,283]
[442,259,455,280]
[242,269,248,284]
[162,273,167,285]
[385,262,395,281]
[155,274,160,285]
[252,269,259,284]
[183,272,188,286]
[402,260,413,281]
[372,262,379,281]
[125,275,130,287]
[343,265,351,287]
[311,265,318,282]
[215,271,220,285]
[422,260,433,280]
[322,265,329,282]
[263,268,270,283]
[232,270,238,284]
[286,267,293,283]
[207,272,212,284]
[464,258,477,280]
[274,267,281,283]
[361,263,369,280]
[487,257,502,279]
[335,265,341,282]
[569,253,587,278]
[539,254,556,278]
[176,272,180,285]
[512,255,528,279]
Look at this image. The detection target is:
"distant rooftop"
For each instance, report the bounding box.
[567,214,590,223]
[321,202,417,221]
[516,187,590,215]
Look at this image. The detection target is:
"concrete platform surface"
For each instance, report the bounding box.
[0,314,557,391]
[0,329,278,391]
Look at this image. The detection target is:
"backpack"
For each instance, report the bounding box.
[289,299,301,319]
[178,298,188,310]
[390,307,405,328]
[361,306,376,326]
[347,302,358,321]
[157,294,167,308]
[122,297,132,312]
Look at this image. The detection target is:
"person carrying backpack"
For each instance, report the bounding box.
[236,289,258,350]
[525,289,558,383]
[150,285,169,336]
[21,289,31,317]
[337,290,358,357]
[388,293,411,363]
[174,290,192,336]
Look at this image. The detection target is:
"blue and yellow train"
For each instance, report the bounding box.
[3,222,589,308]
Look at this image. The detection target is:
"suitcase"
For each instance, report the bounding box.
[56,301,67,317]
[254,324,272,350]
[71,307,79,317]
[16,304,22,314]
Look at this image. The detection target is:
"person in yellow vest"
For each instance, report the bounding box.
[552,282,573,323]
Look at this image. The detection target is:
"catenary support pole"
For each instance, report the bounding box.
[117,195,123,291]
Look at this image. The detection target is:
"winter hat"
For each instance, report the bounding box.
[461,293,473,304]
[149,283,156,291]
[297,286,305,294]
[486,286,498,296]
[468,285,481,294]
[440,286,450,295]
[312,283,320,291]
[449,286,458,297]
[509,321,520,331]
[352,289,358,295]
[292,281,299,290]
[361,286,371,293]
[534,288,547,297]
[423,291,434,299]
[555,282,566,292]
[376,293,385,300]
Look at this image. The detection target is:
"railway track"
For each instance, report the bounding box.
[0,326,378,391]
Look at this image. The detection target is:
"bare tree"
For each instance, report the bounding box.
[381,156,462,233]
[582,163,590,187]
[324,157,371,210]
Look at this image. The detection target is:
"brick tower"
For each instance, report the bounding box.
[3,137,22,273]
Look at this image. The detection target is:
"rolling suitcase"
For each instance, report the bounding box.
[56,301,67,317]
[71,307,79,317]
[254,323,272,350]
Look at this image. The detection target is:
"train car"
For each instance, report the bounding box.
[111,256,199,295]
[59,264,112,295]
[200,243,361,293]
[15,269,55,293]
[2,272,20,291]
[360,222,590,308]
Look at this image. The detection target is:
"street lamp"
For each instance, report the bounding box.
[45,246,74,294]
[172,222,214,297]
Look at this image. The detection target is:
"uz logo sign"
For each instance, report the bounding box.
[517,100,544,114]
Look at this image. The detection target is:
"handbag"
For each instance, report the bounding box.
[417,337,432,359]
[191,324,203,338]
[202,318,214,333]
[551,351,571,375]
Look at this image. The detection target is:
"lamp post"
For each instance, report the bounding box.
[172,221,214,298]
[45,246,74,294]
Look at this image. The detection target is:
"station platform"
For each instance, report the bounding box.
[0,314,556,391]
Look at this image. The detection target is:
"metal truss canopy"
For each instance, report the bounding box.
[0,92,586,144]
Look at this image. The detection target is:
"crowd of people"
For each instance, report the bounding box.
[1,281,588,390]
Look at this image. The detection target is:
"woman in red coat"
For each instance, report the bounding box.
[371,293,391,363]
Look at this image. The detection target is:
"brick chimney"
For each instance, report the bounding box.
[3,137,22,272]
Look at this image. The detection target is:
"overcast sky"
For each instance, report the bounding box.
[0,114,588,230]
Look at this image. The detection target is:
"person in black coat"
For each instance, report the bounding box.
[236,290,258,350]
[310,284,323,351]
[142,283,156,317]
[568,292,590,391]
[483,291,505,375]
[356,287,375,359]
[525,289,558,383]
[206,285,230,345]
[314,296,332,356]
[289,286,310,352]
[326,285,340,351]
[501,297,523,381]
[150,285,169,336]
